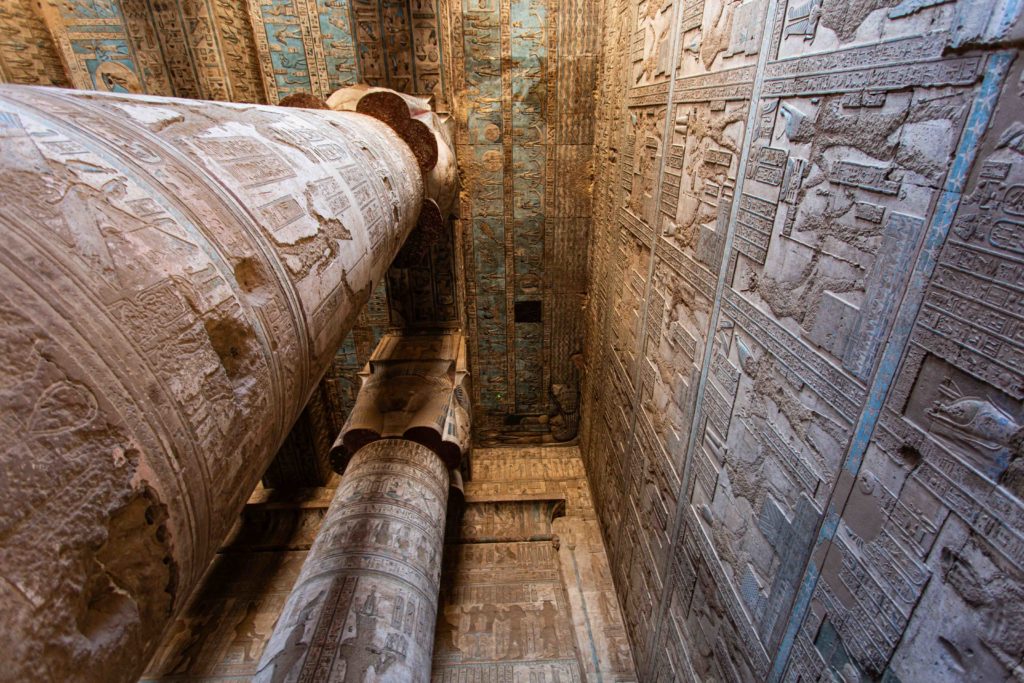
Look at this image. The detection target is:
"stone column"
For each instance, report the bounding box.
[256,331,469,683]
[0,85,451,682]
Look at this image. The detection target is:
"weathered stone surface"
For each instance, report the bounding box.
[141,487,333,681]
[436,445,638,683]
[335,331,471,470]
[583,0,1024,680]
[257,331,470,681]
[256,439,450,683]
[4,2,1024,681]
[0,85,423,683]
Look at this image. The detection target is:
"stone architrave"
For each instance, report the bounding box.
[256,331,470,683]
[0,85,444,683]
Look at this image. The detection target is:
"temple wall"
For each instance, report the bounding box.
[581,1,1024,680]
[437,445,636,682]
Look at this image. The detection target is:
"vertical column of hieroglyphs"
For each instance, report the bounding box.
[541,0,600,442]
[509,0,547,417]
[349,0,387,85]
[349,0,412,93]
[144,0,265,102]
[452,0,508,436]
[579,0,630,521]
[410,0,446,103]
[248,0,358,101]
[315,0,359,94]
[0,0,69,86]
[0,85,422,682]
[211,0,267,102]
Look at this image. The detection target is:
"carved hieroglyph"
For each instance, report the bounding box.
[440,0,599,441]
[0,85,425,683]
[257,331,469,682]
[583,0,1024,680]
[436,445,639,683]
[255,439,450,683]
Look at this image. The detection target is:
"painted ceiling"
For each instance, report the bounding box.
[0,0,598,445]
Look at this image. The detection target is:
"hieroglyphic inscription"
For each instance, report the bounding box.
[0,0,69,87]
[724,291,866,424]
[585,2,1023,681]
[0,85,424,682]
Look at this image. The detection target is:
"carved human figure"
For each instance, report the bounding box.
[0,82,459,683]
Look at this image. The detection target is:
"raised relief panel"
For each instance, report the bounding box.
[439,447,638,682]
[781,25,1024,683]
[776,0,960,60]
[676,0,767,78]
[633,0,676,88]
[40,0,161,93]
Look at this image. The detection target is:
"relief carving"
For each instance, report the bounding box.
[0,84,425,683]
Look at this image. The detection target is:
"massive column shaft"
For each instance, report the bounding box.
[0,85,426,682]
[257,332,469,683]
[257,439,449,683]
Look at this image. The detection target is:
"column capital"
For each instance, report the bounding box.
[333,331,471,470]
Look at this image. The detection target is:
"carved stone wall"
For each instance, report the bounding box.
[437,445,637,682]
[582,1,1024,681]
